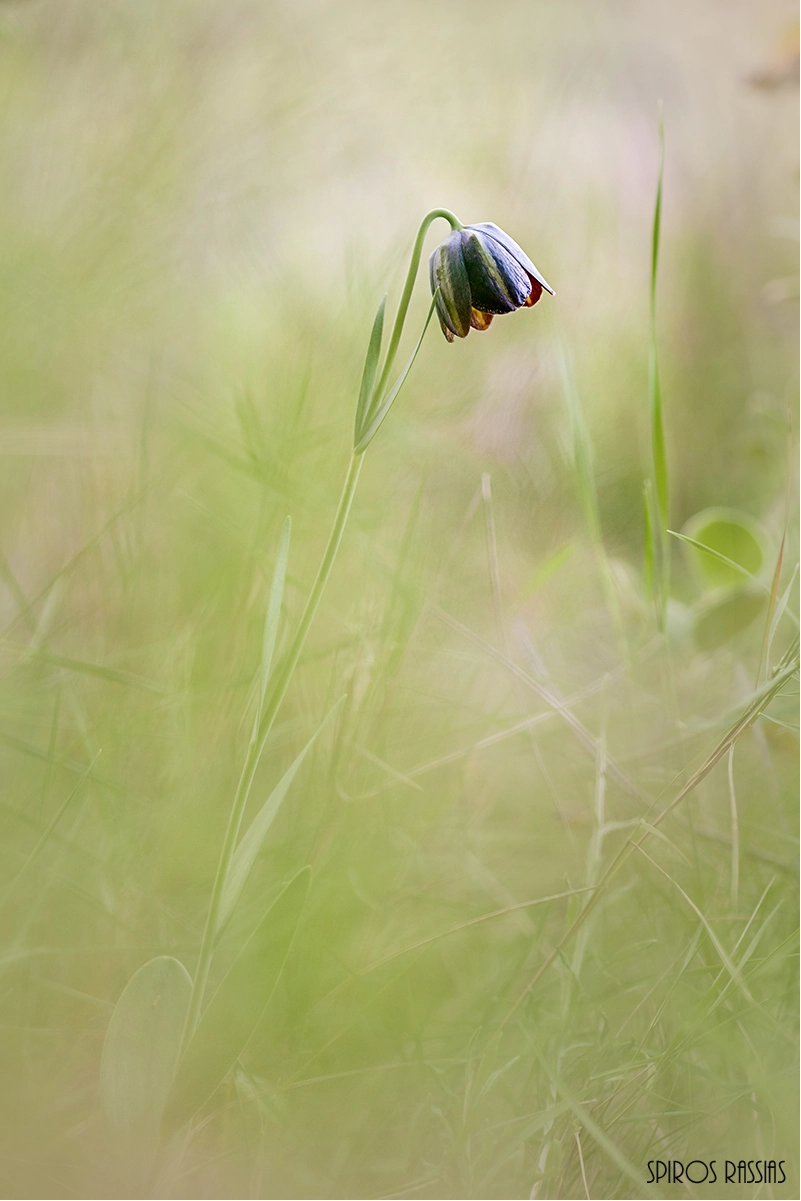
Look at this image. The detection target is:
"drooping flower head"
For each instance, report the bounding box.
[429,222,554,341]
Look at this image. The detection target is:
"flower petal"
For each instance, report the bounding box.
[523,278,543,307]
[466,222,554,296]
[470,308,494,331]
[461,230,531,314]
[429,233,471,339]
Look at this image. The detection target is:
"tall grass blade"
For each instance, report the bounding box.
[101,956,192,1152]
[667,530,769,590]
[757,517,787,684]
[643,479,656,601]
[0,754,98,910]
[255,516,291,728]
[648,111,669,625]
[165,867,310,1133]
[767,562,799,665]
[218,698,343,931]
[353,294,386,448]
[560,343,601,543]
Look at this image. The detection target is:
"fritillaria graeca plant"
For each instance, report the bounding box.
[100,208,553,1161]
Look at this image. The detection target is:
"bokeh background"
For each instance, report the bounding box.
[0,1,797,1198]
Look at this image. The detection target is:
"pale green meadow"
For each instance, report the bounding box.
[0,2,798,1198]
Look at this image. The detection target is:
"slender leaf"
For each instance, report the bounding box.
[354,293,437,454]
[560,343,600,542]
[164,867,310,1132]
[648,111,669,625]
[758,521,787,683]
[101,956,192,1149]
[255,516,291,729]
[767,563,800,665]
[0,754,97,911]
[515,543,574,605]
[643,479,655,601]
[218,698,343,931]
[353,294,386,448]
[668,530,769,590]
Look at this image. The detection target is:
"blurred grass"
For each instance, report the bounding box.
[0,1,798,1198]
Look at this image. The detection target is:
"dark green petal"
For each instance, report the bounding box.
[461,230,531,314]
[466,222,554,296]
[429,233,471,339]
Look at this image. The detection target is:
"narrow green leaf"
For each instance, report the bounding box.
[353,294,386,448]
[101,956,192,1150]
[758,527,786,685]
[255,517,291,730]
[643,479,656,601]
[560,344,600,543]
[164,867,310,1132]
[354,292,437,455]
[668,530,768,590]
[650,364,668,525]
[767,563,800,665]
[649,110,664,325]
[648,111,669,624]
[22,648,169,694]
[515,543,574,604]
[0,754,97,911]
[218,698,343,931]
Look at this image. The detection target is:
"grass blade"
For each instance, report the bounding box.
[667,530,769,590]
[255,516,291,729]
[218,698,343,931]
[757,517,787,684]
[560,342,600,543]
[0,754,98,911]
[648,111,669,625]
[633,844,753,1001]
[353,294,386,448]
[165,867,310,1132]
[643,478,656,600]
[767,562,800,665]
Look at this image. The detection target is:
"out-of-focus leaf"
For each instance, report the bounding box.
[164,867,310,1133]
[100,956,192,1150]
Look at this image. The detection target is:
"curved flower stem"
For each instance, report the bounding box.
[373,208,462,402]
[182,451,363,1048]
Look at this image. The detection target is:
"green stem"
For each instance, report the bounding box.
[373,208,461,402]
[182,451,364,1047]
